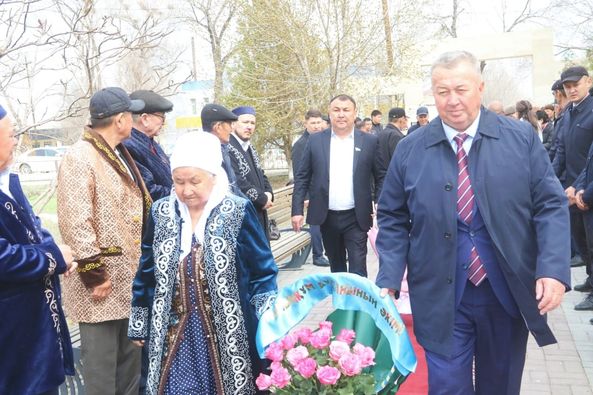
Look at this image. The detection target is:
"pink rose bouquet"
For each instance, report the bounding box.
[257,321,376,394]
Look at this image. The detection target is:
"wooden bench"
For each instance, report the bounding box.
[268,185,312,269]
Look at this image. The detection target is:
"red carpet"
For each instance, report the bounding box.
[397,314,428,394]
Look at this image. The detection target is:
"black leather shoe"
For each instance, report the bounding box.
[312,257,330,267]
[575,294,593,311]
[574,281,593,293]
[571,256,586,268]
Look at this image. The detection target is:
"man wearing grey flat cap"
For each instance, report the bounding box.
[57,87,151,395]
[407,106,430,134]
[123,90,174,201]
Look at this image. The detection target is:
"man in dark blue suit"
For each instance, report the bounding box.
[291,94,384,277]
[376,51,570,394]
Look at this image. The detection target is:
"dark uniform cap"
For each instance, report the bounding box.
[388,107,407,119]
[201,103,238,132]
[560,66,589,84]
[551,79,563,91]
[130,90,173,114]
[416,106,429,116]
[90,87,144,119]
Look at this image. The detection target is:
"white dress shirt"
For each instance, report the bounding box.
[232,133,251,151]
[328,130,355,210]
[442,111,481,154]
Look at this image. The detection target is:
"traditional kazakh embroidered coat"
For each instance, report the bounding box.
[228,135,274,239]
[57,127,151,323]
[128,194,278,395]
[0,174,74,394]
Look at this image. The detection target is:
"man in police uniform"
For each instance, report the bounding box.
[123,90,174,201]
[200,103,241,195]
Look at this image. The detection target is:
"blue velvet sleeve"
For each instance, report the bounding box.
[0,237,66,282]
[128,208,157,340]
[237,201,278,319]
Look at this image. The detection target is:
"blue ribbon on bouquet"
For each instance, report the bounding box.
[256,272,417,378]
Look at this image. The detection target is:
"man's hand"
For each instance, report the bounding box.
[91,279,112,301]
[565,186,577,206]
[536,277,566,315]
[576,190,590,211]
[379,288,396,301]
[292,215,304,232]
[132,340,145,347]
[58,244,77,277]
[264,192,273,209]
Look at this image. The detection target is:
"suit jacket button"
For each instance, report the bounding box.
[444,232,451,239]
[445,183,453,191]
[447,277,453,284]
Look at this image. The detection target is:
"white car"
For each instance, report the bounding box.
[14,146,69,174]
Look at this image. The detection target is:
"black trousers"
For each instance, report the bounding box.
[572,208,592,279]
[320,209,368,277]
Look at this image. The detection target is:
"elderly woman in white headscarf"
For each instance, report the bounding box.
[128,132,278,395]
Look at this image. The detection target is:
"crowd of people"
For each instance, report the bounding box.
[0,49,589,395]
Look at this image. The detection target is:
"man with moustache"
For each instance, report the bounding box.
[376,51,569,394]
[228,106,274,239]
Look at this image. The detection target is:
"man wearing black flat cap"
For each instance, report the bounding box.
[57,87,151,395]
[200,103,242,196]
[377,107,407,175]
[553,66,593,311]
[123,90,174,201]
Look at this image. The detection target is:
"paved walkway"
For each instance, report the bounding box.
[276,248,593,394]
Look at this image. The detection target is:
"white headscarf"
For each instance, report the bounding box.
[169,131,230,260]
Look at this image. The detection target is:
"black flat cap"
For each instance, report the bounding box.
[201,103,238,132]
[551,79,563,91]
[388,107,407,119]
[561,66,589,84]
[90,87,144,119]
[130,90,173,114]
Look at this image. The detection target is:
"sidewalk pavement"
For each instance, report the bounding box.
[276,247,593,394]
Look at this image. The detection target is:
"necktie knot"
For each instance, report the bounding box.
[454,133,468,147]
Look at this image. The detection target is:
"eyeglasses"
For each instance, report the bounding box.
[151,113,166,123]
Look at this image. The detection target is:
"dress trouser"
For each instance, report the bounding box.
[79,318,141,395]
[309,224,325,259]
[571,208,592,279]
[320,209,367,277]
[425,280,528,395]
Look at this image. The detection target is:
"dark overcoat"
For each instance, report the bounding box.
[375,108,571,356]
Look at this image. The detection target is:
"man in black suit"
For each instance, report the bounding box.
[291,109,330,267]
[228,106,274,240]
[377,107,407,174]
[291,94,384,277]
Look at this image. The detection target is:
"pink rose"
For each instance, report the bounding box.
[264,342,284,362]
[270,361,283,371]
[336,328,356,344]
[359,346,376,368]
[339,353,363,376]
[286,345,309,366]
[279,333,298,350]
[310,328,331,349]
[255,373,272,390]
[316,365,341,385]
[270,365,292,389]
[293,327,313,345]
[295,357,317,379]
[352,343,365,355]
[329,340,351,361]
[319,321,333,331]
